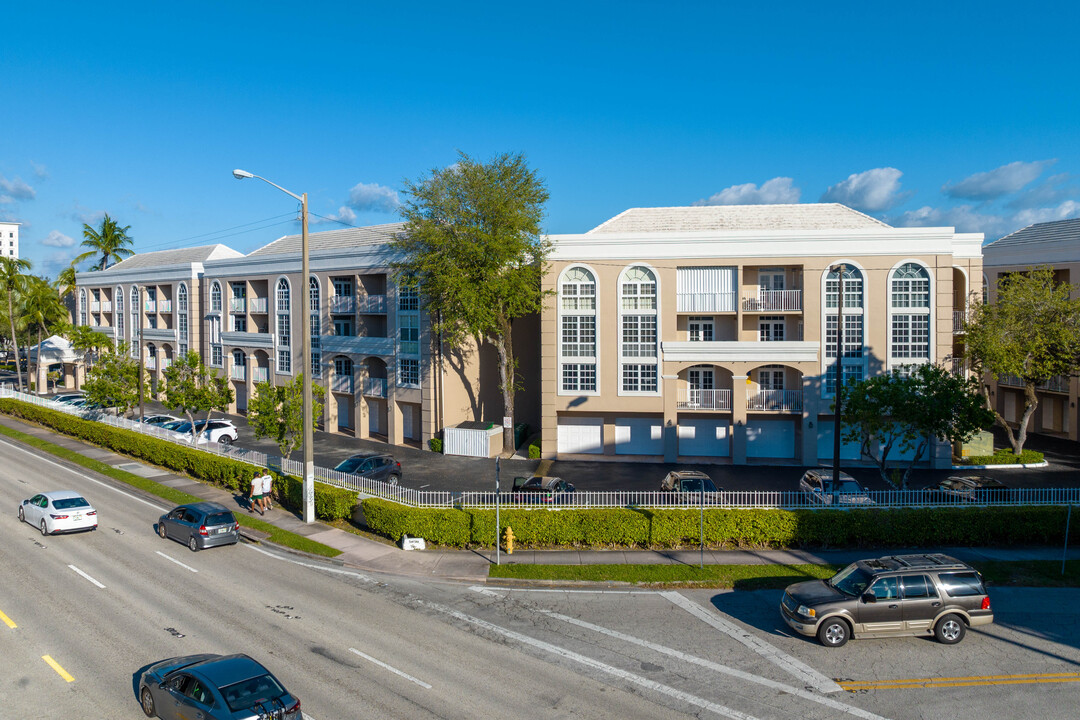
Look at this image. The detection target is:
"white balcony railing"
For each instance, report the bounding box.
[332,375,354,393]
[252,366,270,384]
[330,295,355,314]
[231,365,246,381]
[953,310,965,333]
[160,357,172,370]
[229,298,246,313]
[90,301,101,312]
[742,289,802,312]
[319,335,394,356]
[363,377,387,397]
[145,357,157,370]
[1039,375,1071,393]
[249,297,268,313]
[143,301,157,312]
[100,301,113,312]
[676,388,732,410]
[747,389,803,412]
[157,299,172,313]
[357,294,387,313]
[676,292,736,313]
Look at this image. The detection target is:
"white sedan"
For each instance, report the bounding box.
[19,491,98,535]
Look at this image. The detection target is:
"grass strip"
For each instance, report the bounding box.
[0,422,341,558]
[488,562,839,589]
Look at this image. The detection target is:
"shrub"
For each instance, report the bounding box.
[275,472,357,520]
[528,440,541,459]
[959,448,1045,465]
[428,437,443,453]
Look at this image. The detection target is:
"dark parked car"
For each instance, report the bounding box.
[932,475,1009,502]
[158,502,239,552]
[658,470,721,504]
[781,553,993,647]
[511,476,576,504]
[139,653,301,719]
[332,451,401,485]
[799,468,875,506]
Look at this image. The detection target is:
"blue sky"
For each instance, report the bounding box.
[3,1,1079,278]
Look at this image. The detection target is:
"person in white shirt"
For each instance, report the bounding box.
[249,473,263,515]
[261,472,274,511]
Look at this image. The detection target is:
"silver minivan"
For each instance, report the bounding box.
[157,502,239,552]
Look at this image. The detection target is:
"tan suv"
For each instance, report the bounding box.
[781,554,993,647]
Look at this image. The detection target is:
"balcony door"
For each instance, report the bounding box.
[688,366,714,407]
[759,316,785,342]
[759,270,785,292]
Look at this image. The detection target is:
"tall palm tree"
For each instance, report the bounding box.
[0,256,32,391]
[53,264,78,324]
[23,276,68,394]
[74,214,134,271]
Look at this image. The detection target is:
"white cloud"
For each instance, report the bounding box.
[31,162,49,180]
[0,175,35,204]
[891,204,1009,237]
[313,205,358,226]
[344,182,400,213]
[820,167,908,213]
[41,230,75,247]
[693,177,800,206]
[1006,173,1078,209]
[942,160,1054,200]
[1011,200,1080,227]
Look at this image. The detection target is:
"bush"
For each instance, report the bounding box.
[528,440,541,459]
[428,437,443,453]
[275,472,357,520]
[959,448,1045,465]
[360,499,1080,550]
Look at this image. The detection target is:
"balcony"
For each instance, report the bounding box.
[662,340,819,364]
[953,310,966,333]
[145,357,157,370]
[231,365,246,381]
[1039,375,1071,393]
[747,389,803,412]
[252,366,270,384]
[677,388,731,411]
[229,298,246,313]
[319,334,394,356]
[143,301,157,312]
[363,377,388,397]
[220,331,275,349]
[142,327,178,343]
[249,297,268,314]
[89,325,114,337]
[161,357,173,370]
[742,289,802,312]
[998,374,1024,388]
[157,300,172,313]
[100,301,113,312]
[332,375,354,393]
[357,294,387,313]
[676,292,736,313]
[90,301,101,312]
[330,295,355,314]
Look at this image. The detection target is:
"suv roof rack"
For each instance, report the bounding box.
[889,553,959,569]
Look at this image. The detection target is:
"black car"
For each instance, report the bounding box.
[511,476,576,504]
[659,470,722,503]
[139,653,301,719]
[158,502,239,552]
[927,475,1010,503]
[332,451,401,485]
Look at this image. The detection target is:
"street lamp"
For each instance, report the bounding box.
[233,168,315,523]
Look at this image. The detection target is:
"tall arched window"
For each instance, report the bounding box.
[115,285,125,350]
[177,284,189,357]
[618,266,658,393]
[232,349,247,381]
[558,266,597,393]
[210,281,222,313]
[309,276,321,378]
[822,265,866,395]
[79,289,87,327]
[276,278,291,373]
[147,343,157,370]
[130,287,139,357]
[889,262,931,368]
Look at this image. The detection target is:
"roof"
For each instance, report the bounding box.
[97,244,243,272]
[42,490,84,500]
[189,654,265,685]
[586,203,890,234]
[248,222,405,257]
[985,217,1080,249]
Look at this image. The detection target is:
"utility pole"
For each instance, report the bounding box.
[831,264,846,497]
[138,286,145,421]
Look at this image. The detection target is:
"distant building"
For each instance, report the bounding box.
[0,221,20,259]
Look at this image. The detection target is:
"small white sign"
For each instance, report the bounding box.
[503,416,512,428]
[401,535,426,551]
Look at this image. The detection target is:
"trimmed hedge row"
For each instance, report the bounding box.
[0,399,356,521]
[361,498,1080,549]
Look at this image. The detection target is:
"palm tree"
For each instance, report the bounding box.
[0,256,32,391]
[53,264,78,324]
[74,214,134,271]
[23,276,68,394]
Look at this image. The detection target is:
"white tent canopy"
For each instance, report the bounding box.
[27,335,79,365]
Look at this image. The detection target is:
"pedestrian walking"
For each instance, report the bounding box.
[261,472,274,511]
[249,473,264,515]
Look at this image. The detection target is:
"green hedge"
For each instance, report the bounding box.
[0,399,356,521]
[958,448,1045,465]
[361,499,1080,549]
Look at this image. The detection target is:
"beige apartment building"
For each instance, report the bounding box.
[540,204,983,465]
[982,217,1080,441]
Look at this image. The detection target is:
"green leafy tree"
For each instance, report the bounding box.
[83,342,146,416]
[54,265,77,301]
[74,213,134,271]
[247,374,326,459]
[161,350,234,443]
[965,266,1080,454]
[69,324,112,371]
[393,151,551,453]
[840,363,994,489]
[0,256,32,391]
[23,276,68,393]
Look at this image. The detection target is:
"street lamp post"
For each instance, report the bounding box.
[233,169,315,523]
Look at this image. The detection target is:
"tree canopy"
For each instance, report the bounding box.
[0,256,32,390]
[965,265,1080,453]
[84,342,146,416]
[75,213,134,271]
[161,351,234,443]
[247,374,326,459]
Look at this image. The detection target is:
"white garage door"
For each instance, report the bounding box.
[615,417,664,455]
[234,384,247,413]
[816,421,862,461]
[747,419,795,459]
[402,403,420,440]
[678,419,731,457]
[558,417,604,454]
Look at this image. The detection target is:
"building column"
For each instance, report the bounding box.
[354,364,368,439]
[731,374,749,464]
[662,373,679,462]
[801,374,821,466]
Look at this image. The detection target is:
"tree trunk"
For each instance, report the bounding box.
[8,291,22,393]
[496,317,515,454]
[35,326,42,395]
[1013,382,1040,454]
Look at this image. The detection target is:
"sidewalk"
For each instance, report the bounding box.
[3,414,1078,584]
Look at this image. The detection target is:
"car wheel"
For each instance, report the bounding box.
[218,435,233,446]
[817,618,850,648]
[140,686,156,717]
[935,614,966,644]
[158,523,167,539]
[40,519,49,536]
[17,507,24,523]
[388,474,400,486]
[188,536,199,552]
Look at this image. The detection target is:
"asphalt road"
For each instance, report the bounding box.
[4,437,1080,719]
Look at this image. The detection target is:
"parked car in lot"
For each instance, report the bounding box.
[139,653,301,719]
[332,451,401,485]
[781,553,993,647]
[926,475,1009,503]
[170,419,239,445]
[657,470,722,504]
[157,502,239,552]
[799,468,875,506]
[142,413,182,426]
[511,476,576,504]
[51,393,84,404]
[18,490,98,535]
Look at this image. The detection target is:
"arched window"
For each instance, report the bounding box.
[982,272,989,305]
[561,267,596,310]
[822,265,866,395]
[79,289,87,327]
[618,266,658,393]
[130,287,140,357]
[620,266,656,310]
[115,285,125,350]
[210,281,222,313]
[558,267,597,393]
[147,343,157,370]
[275,278,291,373]
[889,263,931,366]
[232,349,247,381]
[309,276,321,378]
[177,284,189,357]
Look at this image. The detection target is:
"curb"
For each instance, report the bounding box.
[950,461,1050,470]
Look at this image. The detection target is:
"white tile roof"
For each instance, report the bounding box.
[248,222,405,257]
[587,203,889,234]
[98,244,243,272]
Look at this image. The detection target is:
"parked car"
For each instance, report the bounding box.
[781,553,993,647]
[51,393,84,404]
[18,490,98,535]
[332,451,401,485]
[799,468,875,506]
[161,420,187,432]
[142,414,182,426]
[657,470,722,504]
[931,475,1009,503]
[139,653,301,719]
[157,502,239,552]
[511,476,576,504]
[170,419,239,445]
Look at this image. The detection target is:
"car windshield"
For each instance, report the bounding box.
[173,422,193,433]
[828,563,873,596]
[220,673,287,712]
[206,512,234,526]
[52,497,90,510]
[334,457,366,473]
[162,421,185,430]
[680,477,717,493]
[835,480,866,493]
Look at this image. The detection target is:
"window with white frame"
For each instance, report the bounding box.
[232,314,247,332]
[621,363,658,392]
[621,315,656,357]
[309,276,321,377]
[757,365,785,390]
[210,282,222,313]
[561,363,596,392]
[825,363,865,394]
[825,266,863,308]
[825,315,864,358]
[178,284,189,357]
[561,267,595,310]
[890,263,930,308]
[688,316,713,342]
[130,287,139,356]
[399,313,419,355]
[891,315,930,359]
[333,277,353,297]
[559,266,598,393]
[399,358,420,387]
[277,348,291,374]
[276,278,290,347]
[889,263,931,364]
[398,280,419,311]
[561,315,595,357]
[115,286,124,348]
[619,266,658,393]
[822,265,866,398]
[79,289,87,327]
[759,316,785,342]
[621,267,656,310]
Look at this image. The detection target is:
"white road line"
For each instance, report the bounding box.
[661,591,842,695]
[427,601,762,720]
[156,551,199,573]
[473,586,659,596]
[241,544,374,582]
[68,564,105,588]
[348,647,432,689]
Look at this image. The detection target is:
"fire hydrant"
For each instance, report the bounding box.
[503,526,515,555]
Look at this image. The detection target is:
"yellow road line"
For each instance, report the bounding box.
[42,655,74,683]
[0,609,16,629]
[840,672,1080,690]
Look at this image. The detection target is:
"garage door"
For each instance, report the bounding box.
[558,417,604,454]
[816,421,862,461]
[615,417,663,455]
[402,403,420,440]
[747,418,795,459]
[678,419,730,457]
[234,384,247,413]
[337,395,353,430]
